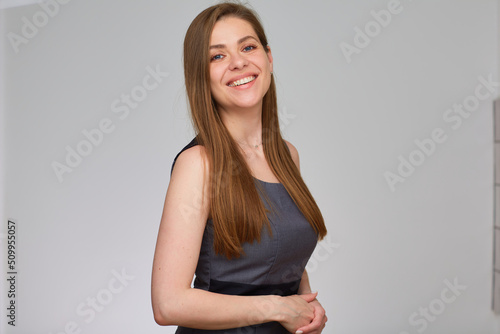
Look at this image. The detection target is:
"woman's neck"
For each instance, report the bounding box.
[219,104,263,147]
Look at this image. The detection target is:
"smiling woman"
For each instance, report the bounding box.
[151,2,328,334]
[208,18,273,113]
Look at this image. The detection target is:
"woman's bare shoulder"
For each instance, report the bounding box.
[170,144,209,184]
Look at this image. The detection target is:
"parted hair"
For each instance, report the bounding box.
[183,1,327,258]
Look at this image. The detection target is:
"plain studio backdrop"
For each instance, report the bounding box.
[1,0,499,333]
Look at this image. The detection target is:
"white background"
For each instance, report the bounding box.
[1,0,499,333]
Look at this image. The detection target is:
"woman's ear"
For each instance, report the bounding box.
[266,45,273,73]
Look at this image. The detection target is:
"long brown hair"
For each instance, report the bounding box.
[183,1,327,258]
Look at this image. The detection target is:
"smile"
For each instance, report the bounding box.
[227,75,257,87]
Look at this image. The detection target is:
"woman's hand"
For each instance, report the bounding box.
[272,292,318,333]
[295,297,328,334]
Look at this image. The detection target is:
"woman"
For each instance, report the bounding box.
[151,2,328,333]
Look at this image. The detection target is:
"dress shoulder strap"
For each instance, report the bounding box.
[170,137,199,175]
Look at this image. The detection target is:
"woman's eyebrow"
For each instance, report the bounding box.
[209,35,258,50]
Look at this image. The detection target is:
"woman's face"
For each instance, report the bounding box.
[208,16,273,113]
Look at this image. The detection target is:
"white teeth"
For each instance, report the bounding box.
[228,75,256,87]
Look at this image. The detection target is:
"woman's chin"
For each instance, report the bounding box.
[227,95,266,110]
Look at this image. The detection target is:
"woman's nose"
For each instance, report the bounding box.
[228,52,248,70]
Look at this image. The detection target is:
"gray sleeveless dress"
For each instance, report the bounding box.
[171,138,319,334]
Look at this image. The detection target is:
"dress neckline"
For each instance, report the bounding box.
[252,176,283,185]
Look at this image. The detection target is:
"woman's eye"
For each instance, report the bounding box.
[211,54,223,61]
[243,45,256,52]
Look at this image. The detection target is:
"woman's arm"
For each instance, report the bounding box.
[151,145,316,331]
[297,271,328,334]
[298,269,312,294]
[285,140,328,333]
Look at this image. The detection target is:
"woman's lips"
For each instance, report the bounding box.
[227,75,257,87]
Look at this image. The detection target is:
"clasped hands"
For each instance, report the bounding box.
[277,292,328,334]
